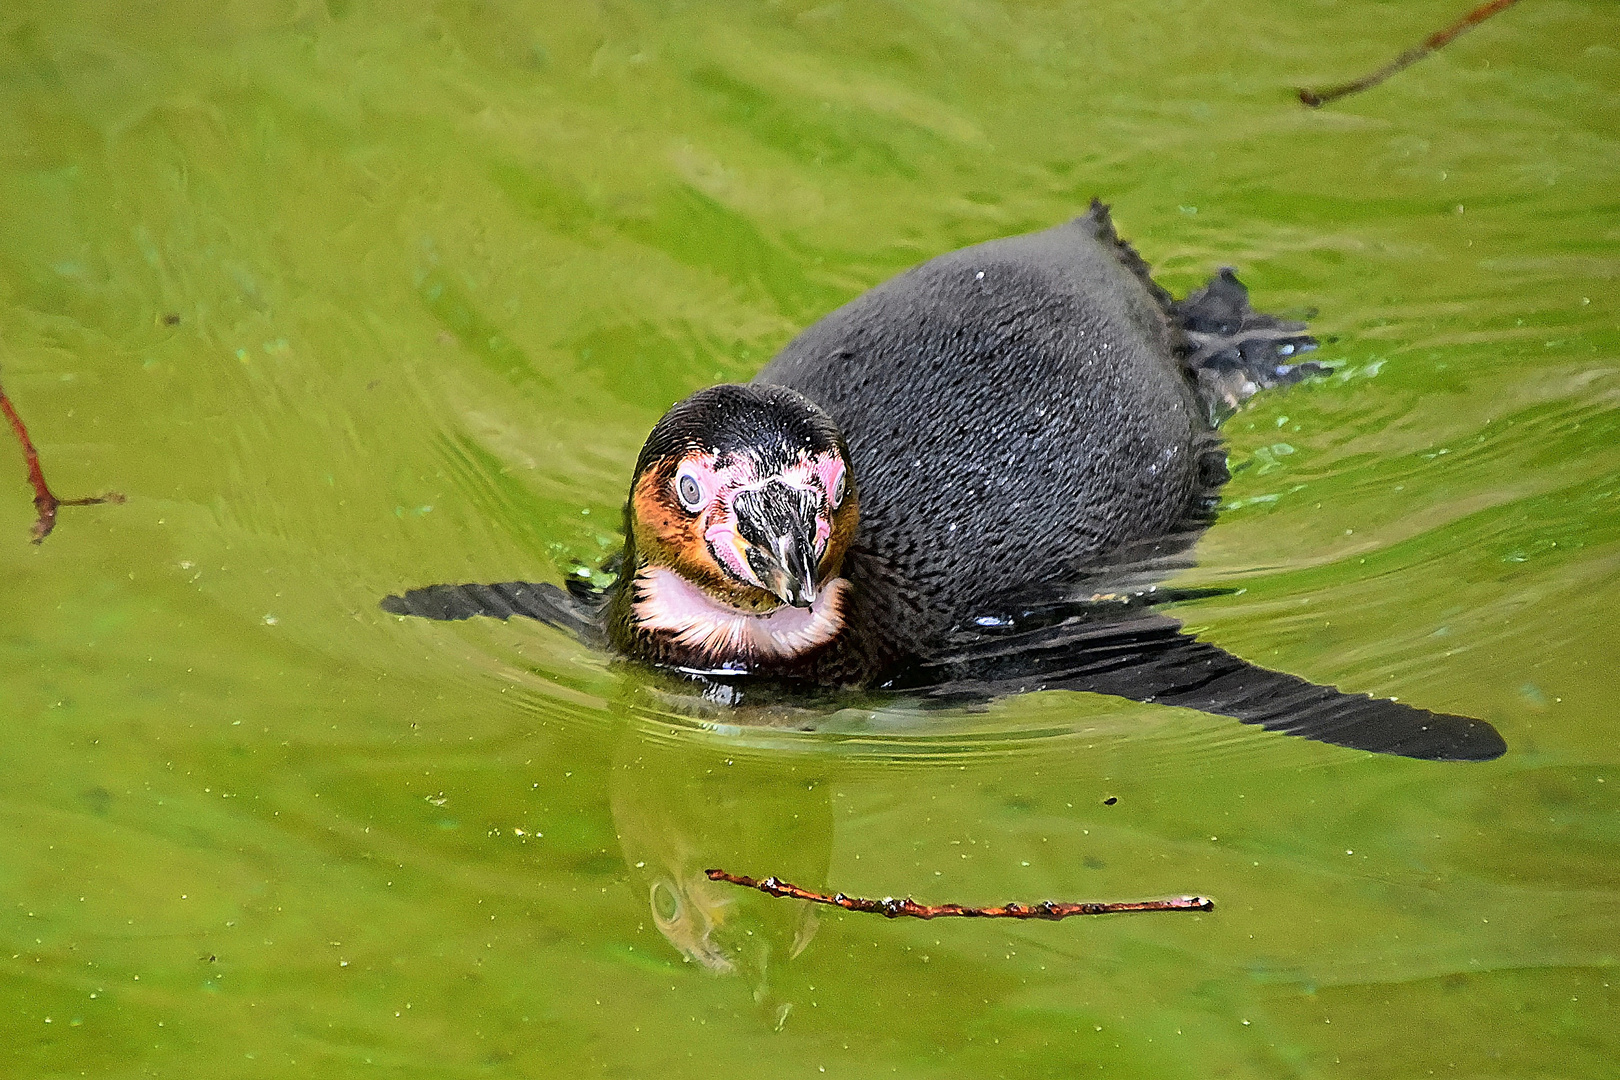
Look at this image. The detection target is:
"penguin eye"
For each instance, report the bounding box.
[674,469,705,513]
[830,467,848,509]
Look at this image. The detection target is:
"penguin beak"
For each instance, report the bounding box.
[731,480,823,609]
[757,529,821,609]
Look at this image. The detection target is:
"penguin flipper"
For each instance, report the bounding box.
[380,581,607,643]
[906,612,1505,762]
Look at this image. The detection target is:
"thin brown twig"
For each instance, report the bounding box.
[0,373,124,544]
[705,869,1213,921]
[1298,0,1525,108]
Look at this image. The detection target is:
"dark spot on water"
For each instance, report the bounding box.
[1103,796,1118,806]
[79,786,112,816]
[162,313,180,326]
[1083,856,1105,870]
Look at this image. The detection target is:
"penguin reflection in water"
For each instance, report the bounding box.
[386,203,1505,762]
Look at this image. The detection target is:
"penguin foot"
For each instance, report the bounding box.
[1175,269,1328,424]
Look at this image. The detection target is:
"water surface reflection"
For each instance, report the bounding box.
[611,728,827,1022]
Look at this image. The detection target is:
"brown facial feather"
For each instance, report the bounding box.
[821,485,858,585]
[630,460,777,613]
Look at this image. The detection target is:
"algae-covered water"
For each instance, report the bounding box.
[3,1,1618,1076]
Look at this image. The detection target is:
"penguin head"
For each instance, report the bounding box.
[625,384,858,615]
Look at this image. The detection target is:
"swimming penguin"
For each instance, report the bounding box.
[385,202,1505,762]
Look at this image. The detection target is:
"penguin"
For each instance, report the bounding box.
[385,202,1506,762]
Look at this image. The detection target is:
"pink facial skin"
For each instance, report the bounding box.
[672,449,846,594]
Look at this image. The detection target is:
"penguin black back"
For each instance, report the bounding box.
[755,205,1221,681]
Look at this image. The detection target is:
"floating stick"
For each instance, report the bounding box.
[705,869,1212,921]
[0,373,124,543]
[1298,0,1525,108]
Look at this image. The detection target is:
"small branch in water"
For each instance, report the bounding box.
[705,869,1212,920]
[0,374,124,543]
[1298,0,1524,108]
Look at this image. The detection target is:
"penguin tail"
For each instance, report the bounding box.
[1174,268,1328,424]
[1080,198,1177,311]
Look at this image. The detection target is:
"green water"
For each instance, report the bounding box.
[3,1,1617,1075]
